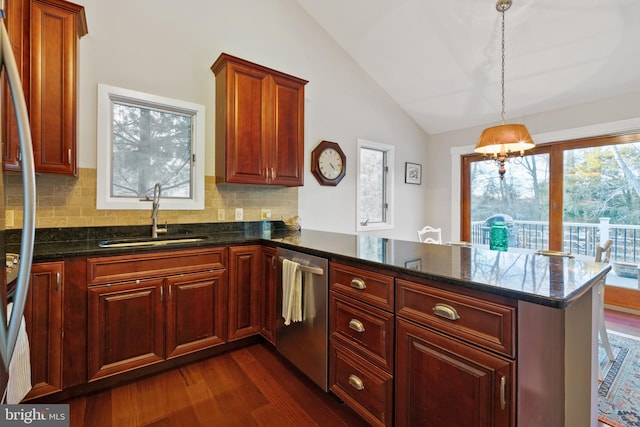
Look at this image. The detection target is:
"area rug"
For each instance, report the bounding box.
[598,331,640,426]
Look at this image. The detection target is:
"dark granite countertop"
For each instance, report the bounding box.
[7,223,610,309]
[271,230,611,308]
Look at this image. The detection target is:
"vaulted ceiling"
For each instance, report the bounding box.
[294,0,640,135]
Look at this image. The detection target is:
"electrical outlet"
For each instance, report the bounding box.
[217,209,225,221]
[261,209,272,220]
[5,209,14,227]
[235,208,243,221]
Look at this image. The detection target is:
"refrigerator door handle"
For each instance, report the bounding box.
[0,18,36,370]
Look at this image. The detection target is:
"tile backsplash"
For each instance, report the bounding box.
[4,168,298,229]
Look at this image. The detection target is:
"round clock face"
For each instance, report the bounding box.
[318,148,344,179]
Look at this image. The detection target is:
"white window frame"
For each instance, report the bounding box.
[96,84,205,210]
[356,138,394,232]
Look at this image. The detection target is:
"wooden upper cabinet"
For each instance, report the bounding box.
[2,0,87,174]
[2,0,29,171]
[212,53,307,186]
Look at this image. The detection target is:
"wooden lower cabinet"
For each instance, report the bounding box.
[88,278,165,381]
[23,261,64,400]
[329,262,395,426]
[330,340,393,427]
[228,246,261,341]
[165,270,226,358]
[260,246,277,344]
[395,318,514,427]
[87,267,227,381]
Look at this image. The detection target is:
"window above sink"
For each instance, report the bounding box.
[96,84,205,211]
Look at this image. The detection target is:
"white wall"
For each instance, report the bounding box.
[73,0,429,241]
[426,91,640,242]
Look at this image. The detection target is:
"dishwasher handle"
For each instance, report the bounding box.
[278,257,324,275]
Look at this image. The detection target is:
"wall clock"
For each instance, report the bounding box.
[311,140,346,186]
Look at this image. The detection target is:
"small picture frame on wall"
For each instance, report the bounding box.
[405,162,422,185]
[405,258,422,270]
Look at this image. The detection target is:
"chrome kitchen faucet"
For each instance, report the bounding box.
[150,182,167,238]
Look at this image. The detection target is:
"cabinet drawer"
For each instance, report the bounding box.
[330,263,394,311]
[330,341,393,427]
[396,279,516,357]
[330,292,394,373]
[87,247,226,285]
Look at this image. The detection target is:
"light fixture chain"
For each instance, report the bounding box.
[500,7,506,124]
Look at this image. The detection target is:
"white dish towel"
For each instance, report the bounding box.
[5,302,32,404]
[282,259,302,325]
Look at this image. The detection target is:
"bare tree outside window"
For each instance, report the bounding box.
[359,147,386,223]
[111,102,192,199]
[96,84,205,210]
[357,139,394,231]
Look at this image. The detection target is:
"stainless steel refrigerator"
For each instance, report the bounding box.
[0,0,37,402]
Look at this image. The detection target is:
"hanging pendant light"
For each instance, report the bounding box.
[474,0,534,179]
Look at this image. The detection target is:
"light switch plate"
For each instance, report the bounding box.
[235,208,243,221]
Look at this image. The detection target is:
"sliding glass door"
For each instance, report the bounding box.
[466,153,550,250]
[462,133,640,310]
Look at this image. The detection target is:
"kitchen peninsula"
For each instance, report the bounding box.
[12,223,609,427]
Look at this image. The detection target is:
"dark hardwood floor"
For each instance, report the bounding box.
[63,309,640,427]
[64,343,368,427]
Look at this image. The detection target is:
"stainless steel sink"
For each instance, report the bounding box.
[98,235,209,248]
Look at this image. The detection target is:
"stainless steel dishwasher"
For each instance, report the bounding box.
[276,247,329,391]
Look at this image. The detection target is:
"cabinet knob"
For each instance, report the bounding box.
[350,278,366,290]
[348,319,365,333]
[432,303,460,321]
[348,374,364,391]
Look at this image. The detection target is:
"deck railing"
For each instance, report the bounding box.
[471,218,640,263]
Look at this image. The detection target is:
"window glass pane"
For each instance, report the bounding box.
[357,235,388,263]
[470,154,550,249]
[564,142,640,260]
[359,147,386,224]
[111,101,192,199]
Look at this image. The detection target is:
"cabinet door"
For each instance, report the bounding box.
[87,279,165,381]
[220,61,270,184]
[23,261,63,400]
[260,246,277,344]
[268,74,304,186]
[30,0,84,174]
[228,246,261,341]
[165,270,227,358]
[395,318,514,427]
[1,0,28,171]
[213,53,306,186]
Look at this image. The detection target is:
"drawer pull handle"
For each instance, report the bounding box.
[500,376,506,410]
[348,374,364,391]
[433,303,460,321]
[348,319,365,333]
[350,278,366,290]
